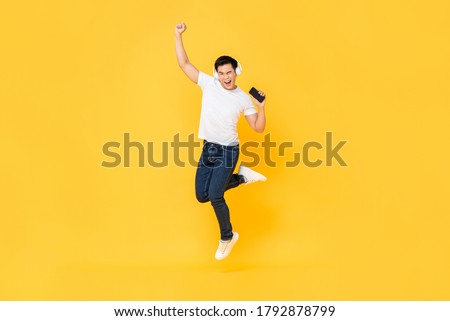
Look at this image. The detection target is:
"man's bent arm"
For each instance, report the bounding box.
[245,92,267,133]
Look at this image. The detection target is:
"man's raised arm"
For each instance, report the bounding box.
[175,22,199,84]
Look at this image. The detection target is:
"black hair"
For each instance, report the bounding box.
[214,55,238,72]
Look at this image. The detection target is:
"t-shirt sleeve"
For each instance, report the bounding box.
[243,95,257,116]
[197,71,213,89]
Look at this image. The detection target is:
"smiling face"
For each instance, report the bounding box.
[216,63,237,90]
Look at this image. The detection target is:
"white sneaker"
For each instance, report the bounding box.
[215,232,239,260]
[238,165,267,185]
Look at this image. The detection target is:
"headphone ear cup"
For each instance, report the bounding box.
[214,71,218,78]
[235,67,241,75]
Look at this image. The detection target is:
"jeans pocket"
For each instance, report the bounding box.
[207,145,219,163]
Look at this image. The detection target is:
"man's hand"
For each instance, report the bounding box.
[175,22,187,36]
[250,90,266,109]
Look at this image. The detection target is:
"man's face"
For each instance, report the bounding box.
[217,63,237,90]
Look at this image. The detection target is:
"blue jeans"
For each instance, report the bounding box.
[195,140,245,241]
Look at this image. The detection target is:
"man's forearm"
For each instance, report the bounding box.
[254,107,266,133]
[175,34,189,67]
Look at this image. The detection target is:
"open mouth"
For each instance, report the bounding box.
[224,80,232,86]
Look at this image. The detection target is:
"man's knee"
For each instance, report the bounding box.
[196,192,209,203]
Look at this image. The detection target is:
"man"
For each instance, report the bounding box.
[174,22,267,260]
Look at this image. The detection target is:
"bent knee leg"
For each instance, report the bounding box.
[196,191,209,203]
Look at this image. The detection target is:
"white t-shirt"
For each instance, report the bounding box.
[196,71,257,146]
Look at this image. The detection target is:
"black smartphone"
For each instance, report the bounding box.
[249,87,265,103]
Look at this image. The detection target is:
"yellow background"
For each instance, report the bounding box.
[1,0,449,300]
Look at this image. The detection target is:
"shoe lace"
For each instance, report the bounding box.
[218,241,229,253]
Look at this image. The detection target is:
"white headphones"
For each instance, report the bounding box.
[213,61,243,79]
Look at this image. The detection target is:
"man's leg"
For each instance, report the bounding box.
[195,141,240,259]
[208,145,240,241]
[209,148,241,260]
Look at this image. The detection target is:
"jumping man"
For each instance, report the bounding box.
[175,22,268,260]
